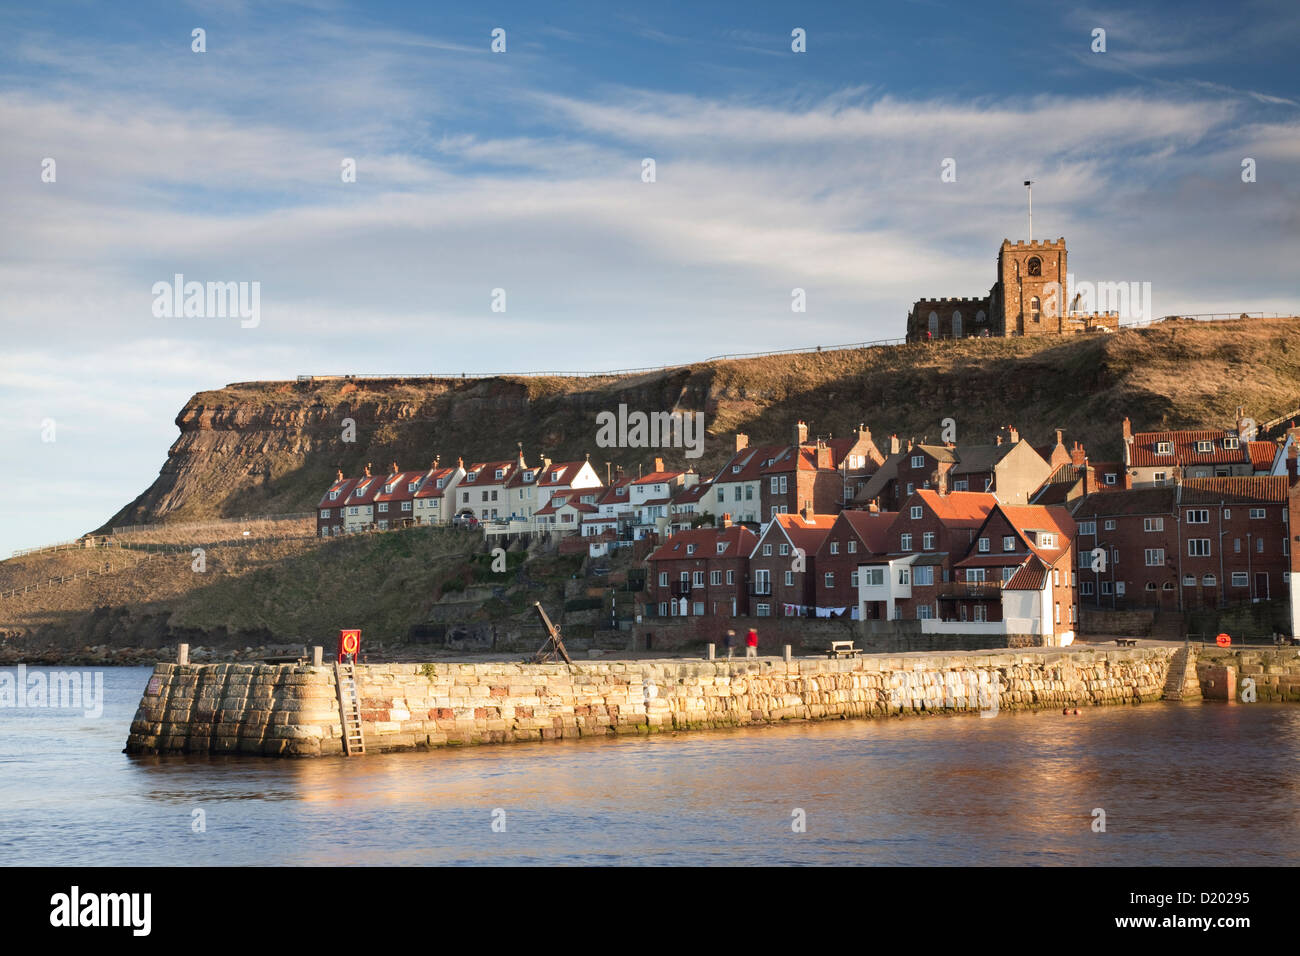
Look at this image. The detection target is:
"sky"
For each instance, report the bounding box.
[1,0,1298,553]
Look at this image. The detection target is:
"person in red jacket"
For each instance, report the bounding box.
[746,627,758,658]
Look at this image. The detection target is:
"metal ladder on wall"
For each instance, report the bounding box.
[334,662,366,755]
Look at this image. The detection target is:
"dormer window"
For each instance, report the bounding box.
[1223,437,1239,450]
[524,471,534,481]
[716,543,726,554]
[329,491,339,500]
[408,482,417,492]
[495,468,504,479]
[466,473,476,482]
[436,479,445,489]
[686,544,696,555]
[1038,533,1056,548]
[617,487,626,496]
[1196,440,1213,454]
[732,466,740,474]
[1156,441,1173,455]
[551,471,560,482]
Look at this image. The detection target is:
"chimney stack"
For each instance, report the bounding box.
[1008,426,1020,444]
[858,423,871,443]
[1122,416,1133,443]
[1055,428,1064,447]
[364,462,372,477]
[1070,441,1087,467]
[653,456,665,474]
[456,457,464,470]
[389,461,399,475]
[996,435,1002,446]
[433,455,440,470]
[890,434,901,456]
[868,498,880,513]
[795,421,809,445]
[734,433,749,454]
[336,468,344,482]
[721,512,733,528]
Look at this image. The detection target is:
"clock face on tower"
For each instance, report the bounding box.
[1027,257,1042,276]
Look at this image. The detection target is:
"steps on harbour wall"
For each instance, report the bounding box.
[1162,645,1202,701]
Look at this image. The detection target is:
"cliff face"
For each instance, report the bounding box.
[104,317,1300,528]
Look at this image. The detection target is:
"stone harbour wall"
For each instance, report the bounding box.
[1195,647,1300,702]
[125,646,1181,757]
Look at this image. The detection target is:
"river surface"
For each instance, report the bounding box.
[2,666,1298,866]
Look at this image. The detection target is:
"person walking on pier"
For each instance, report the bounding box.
[746,627,758,658]
[724,628,736,659]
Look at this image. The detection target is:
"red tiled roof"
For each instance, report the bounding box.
[373,471,425,503]
[913,489,997,527]
[1004,558,1047,591]
[1129,429,1251,467]
[414,466,460,499]
[318,477,357,509]
[993,504,1076,566]
[632,470,683,486]
[755,512,836,556]
[712,445,786,484]
[1072,487,1177,517]
[1248,441,1277,469]
[1180,476,1289,505]
[648,526,758,562]
[344,475,382,505]
[837,510,900,555]
[596,479,635,507]
[461,460,518,485]
[673,481,711,504]
[538,461,592,486]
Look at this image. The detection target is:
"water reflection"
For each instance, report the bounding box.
[1,666,1299,865]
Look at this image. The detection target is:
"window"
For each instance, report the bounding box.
[692,571,704,587]
[1038,533,1055,548]
[687,544,696,555]
[1249,508,1266,519]
[829,542,839,555]
[1153,472,1166,483]
[756,604,771,617]
[1196,440,1213,453]
[1233,538,1241,553]
[928,311,938,336]
[850,571,859,587]
[911,456,924,469]
[1053,569,1060,586]
[898,568,910,585]
[1223,508,1231,520]
[711,570,722,586]
[1101,581,1113,595]
[916,532,931,551]
[863,567,884,587]
[658,602,668,617]
[910,505,923,519]
[329,491,339,500]
[762,544,772,556]
[779,476,788,494]
[1224,436,1240,449]
[917,605,933,620]
[1144,517,1164,532]
[692,602,704,616]
[494,468,504,479]
[716,543,726,554]
[770,477,779,493]
[847,541,857,554]
[1202,574,1216,587]
[952,311,963,338]
[1188,539,1211,557]
[1144,549,1164,567]
[1055,603,1061,624]
[784,571,794,586]
[973,605,987,623]
[825,572,835,589]
[1156,441,1173,455]
[1078,520,1095,536]
[378,502,388,512]
[349,507,358,515]
[1081,581,1094,596]
[1231,572,1248,588]
[954,480,968,491]
[1002,567,1016,583]
[1104,519,1116,531]
[1256,537,1264,553]
[1029,296,1041,322]
[1186,509,1209,524]
[779,543,790,556]
[966,568,986,583]
[321,509,330,518]
[1104,473,1117,485]
[745,486,753,500]
[906,483,914,496]
[900,534,913,551]
[726,570,735,585]
[402,501,411,511]
[913,566,934,586]
[978,537,990,553]
[659,572,668,586]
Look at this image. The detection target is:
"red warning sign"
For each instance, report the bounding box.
[338,629,361,662]
[1215,633,1231,647]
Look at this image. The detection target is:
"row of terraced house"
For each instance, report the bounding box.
[314,410,1300,642]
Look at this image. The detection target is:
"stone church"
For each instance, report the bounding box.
[905,238,1115,342]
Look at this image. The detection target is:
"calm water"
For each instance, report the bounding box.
[2,666,1298,866]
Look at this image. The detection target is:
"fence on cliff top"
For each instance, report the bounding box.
[282,314,1292,384]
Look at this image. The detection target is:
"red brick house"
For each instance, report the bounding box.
[952,504,1078,639]
[371,463,422,530]
[747,512,836,617]
[645,521,758,619]
[813,509,898,613]
[1123,410,1275,487]
[882,490,998,619]
[317,472,356,537]
[1071,487,1179,610]
[1178,476,1292,606]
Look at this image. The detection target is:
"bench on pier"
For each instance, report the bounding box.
[261,655,308,664]
[1114,639,1138,647]
[827,640,861,659]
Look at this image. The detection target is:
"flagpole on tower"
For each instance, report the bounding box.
[1023,180,1034,242]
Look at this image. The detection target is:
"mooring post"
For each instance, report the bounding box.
[783,644,792,662]
[706,643,716,660]
[177,643,189,665]
[312,646,323,666]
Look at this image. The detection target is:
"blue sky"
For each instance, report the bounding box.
[1,0,1298,553]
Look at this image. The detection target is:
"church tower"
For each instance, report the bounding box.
[992,238,1068,336]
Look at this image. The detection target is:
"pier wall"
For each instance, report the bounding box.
[127,646,1181,757]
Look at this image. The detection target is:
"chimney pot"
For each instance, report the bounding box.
[795,421,809,445]
[653,456,664,474]
[734,433,749,453]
